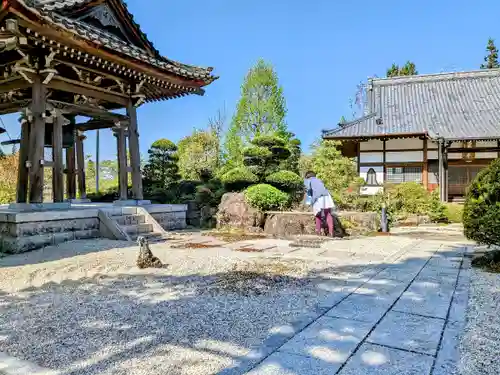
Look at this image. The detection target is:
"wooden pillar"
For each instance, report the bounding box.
[52,115,64,202]
[127,101,144,200]
[114,127,128,200]
[66,146,76,200]
[75,131,86,199]
[438,139,445,202]
[16,119,30,203]
[443,144,449,203]
[96,129,100,193]
[382,138,387,183]
[28,76,47,203]
[423,138,429,190]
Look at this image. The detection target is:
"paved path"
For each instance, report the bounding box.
[243,239,472,375]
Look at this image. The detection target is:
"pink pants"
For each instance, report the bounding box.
[316,209,334,236]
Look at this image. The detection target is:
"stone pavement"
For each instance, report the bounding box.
[242,239,472,375]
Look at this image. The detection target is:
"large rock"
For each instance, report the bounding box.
[216,193,265,231]
[263,211,380,237]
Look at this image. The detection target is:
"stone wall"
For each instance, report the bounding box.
[0,209,100,254]
[147,204,187,231]
[263,211,380,237]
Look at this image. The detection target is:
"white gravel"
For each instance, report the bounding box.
[459,267,500,375]
[0,238,391,375]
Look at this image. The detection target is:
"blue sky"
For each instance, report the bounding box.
[0,0,498,159]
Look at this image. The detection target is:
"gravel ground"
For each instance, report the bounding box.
[459,267,500,375]
[0,238,394,375]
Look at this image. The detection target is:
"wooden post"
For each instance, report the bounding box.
[382,138,387,183]
[52,115,64,202]
[423,138,428,190]
[96,129,100,193]
[75,131,86,199]
[443,143,449,203]
[438,139,446,202]
[28,76,47,203]
[127,101,144,200]
[66,145,77,200]
[115,127,128,200]
[16,119,30,203]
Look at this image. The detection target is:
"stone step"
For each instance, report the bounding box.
[121,223,153,235]
[129,232,169,243]
[112,214,146,226]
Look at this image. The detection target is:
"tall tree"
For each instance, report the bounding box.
[224,59,288,165]
[386,61,418,77]
[142,139,179,192]
[177,129,220,180]
[480,38,500,69]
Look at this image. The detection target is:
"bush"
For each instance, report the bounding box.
[386,182,430,216]
[220,167,258,192]
[444,203,463,223]
[428,190,448,223]
[266,170,303,192]
[244,184,290,211]
[463,159,500,246]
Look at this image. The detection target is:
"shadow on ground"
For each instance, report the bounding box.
[0,235,470,375]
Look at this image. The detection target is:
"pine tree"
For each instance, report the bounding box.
[142,139,179,192]
[224,59,288,166]
[386,61,418,77]
[480,38,500,69]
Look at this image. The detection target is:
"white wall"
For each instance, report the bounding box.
[359,166,383,185]
[386,138,423,150]
[359,152,383,163]
[360,186,384,196]
[360,140,383,151]
[386,151,424,162]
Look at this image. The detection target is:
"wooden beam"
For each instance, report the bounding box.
[447,147,500,153]
[127,101,143,200]
[0,100,32,115]
[115,128,128,200]
[47,100,128,122]
[48,77,129,106]
[423,138,428,190]
[66,145,77,200]
[52,115,64,202]
[0,79,32,94]
[75,132,87,199]
[28,76,46,203]
[16,120,30,203]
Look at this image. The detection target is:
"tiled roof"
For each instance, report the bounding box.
[323,69,500,141]
[25,0,217,83]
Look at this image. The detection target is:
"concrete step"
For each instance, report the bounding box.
[129,232,169,243]
[121,223,153,235]
[112,214,146,226]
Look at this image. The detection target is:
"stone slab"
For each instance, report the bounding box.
[367,311,445,355]
[1,208,99,223]
[246,351,338,375]
[351,279,407,301]
[7,202,71,211]
[337,343,434,375]
[432,320,463,375]
[392,285,454,319]
[326,294,395,324]
[278,317,374,372]
[146,204,188,213]
[113,199,152,206]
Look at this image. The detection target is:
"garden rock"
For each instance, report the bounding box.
[216,192,265,230]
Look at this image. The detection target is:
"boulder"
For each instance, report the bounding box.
[263,210,380,237]
[216,193,265,231]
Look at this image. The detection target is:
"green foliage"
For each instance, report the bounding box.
[224,59,288,165]
[428,190,449,223]
[220,167,258,192]
[143,138,180,193]
[387,182,431,216]
[244,184,290,211]
[310,139,359,199]
[266,170,303,192]
[463,159,500,246]
[0,154,18,204]
[480,38,500,69]
[386,61,418,77]
[177,129,220,180]
[444,203,463,223]
[195,179,225,208]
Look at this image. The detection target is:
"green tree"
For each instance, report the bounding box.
[85,155,96,193]
[224,59,288,166]
[177,129,220,180]
[480,38,500,69]
[386,61,418,77]
[143,139,179,192]
[310,140,359,199]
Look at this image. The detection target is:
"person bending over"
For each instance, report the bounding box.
[304,171,335,236]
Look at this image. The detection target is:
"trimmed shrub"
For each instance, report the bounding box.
[244,184,290,211]
[221,167,258,192]
[428,190,448,223]
[243,145,272,159]
[463,159,500,246]
[266,170,303,192]
[251,135,286,148]
[386,182,430,216]
[444,203,463,223]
